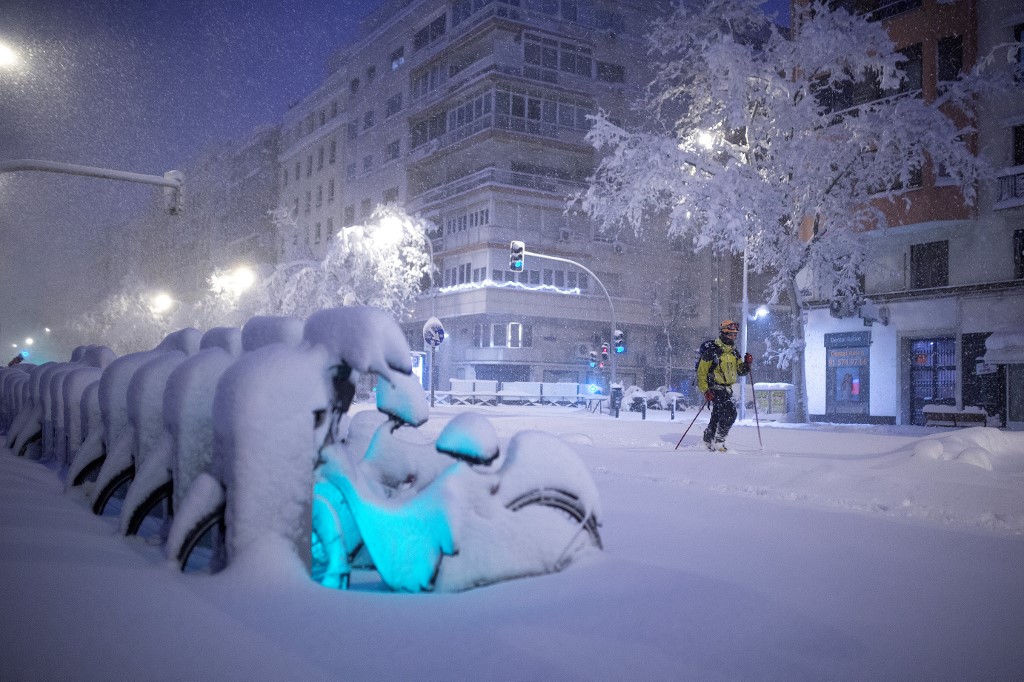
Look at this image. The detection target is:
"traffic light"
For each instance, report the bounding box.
[509,240,525,272]
[601,342,609,363]
[588,351,598,368]
[163,170,184,215]
[614,329,626,353]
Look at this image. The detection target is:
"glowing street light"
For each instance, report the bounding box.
[211,265,256,298]
[0,42,19,69]
[150,292,174,315]
[24,337,33,346]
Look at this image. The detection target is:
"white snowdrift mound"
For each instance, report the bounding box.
[911,427,1024,472]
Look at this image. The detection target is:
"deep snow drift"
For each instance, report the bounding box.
[2,405,1023,681]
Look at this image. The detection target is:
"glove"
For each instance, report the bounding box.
[704,390,715,403]
[744,353,753,367]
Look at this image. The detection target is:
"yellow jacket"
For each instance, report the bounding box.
[696,338,749,393]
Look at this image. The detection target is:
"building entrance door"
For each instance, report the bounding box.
[907,337,956,425]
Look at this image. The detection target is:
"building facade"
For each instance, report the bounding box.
[277,0,731,394]
[803,0,1024,429]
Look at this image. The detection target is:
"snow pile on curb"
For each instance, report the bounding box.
[912,428,1024,472]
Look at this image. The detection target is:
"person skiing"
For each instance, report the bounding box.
[695,320,752,452]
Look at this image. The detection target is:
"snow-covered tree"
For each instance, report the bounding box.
[581,0,1017,421]
[244,206,433,320]
[67,274,182,354]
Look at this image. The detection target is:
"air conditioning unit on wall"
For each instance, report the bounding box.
[576,343,590,358]
[558,228,571,242]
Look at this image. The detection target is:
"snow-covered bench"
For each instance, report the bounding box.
[446,379,499,405]
[498,381,543,405]
[540,382,583,407]
[923,404,988,427]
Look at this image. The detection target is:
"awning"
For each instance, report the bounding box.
[983,332,1024,365]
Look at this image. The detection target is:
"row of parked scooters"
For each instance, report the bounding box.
[0,306,602,592]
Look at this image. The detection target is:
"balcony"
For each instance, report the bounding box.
[411,166,587,208]
[995,165,1024,211]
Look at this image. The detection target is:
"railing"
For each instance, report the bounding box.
[411,166,587,206]
[995,165,1024,210]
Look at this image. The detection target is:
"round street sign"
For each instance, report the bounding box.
[423,316,445,347]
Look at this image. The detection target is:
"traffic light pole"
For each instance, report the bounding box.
[523,249,617,385]
[0,159,184,213]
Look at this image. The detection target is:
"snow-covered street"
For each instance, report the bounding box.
[2,405,1022,681]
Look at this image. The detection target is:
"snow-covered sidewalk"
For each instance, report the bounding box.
[2,406,1023,681]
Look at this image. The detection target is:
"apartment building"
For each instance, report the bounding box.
[277,0,728,393]
[803,0,1024,428]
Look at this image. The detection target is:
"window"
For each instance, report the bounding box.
[292,197,299,217]
[385,139,401,160]
[475,322,533,348]
[344,205,355,224]
[328,179,335,203]
[596,61,625,83]
[319,110,326,126]
[315,222,322,245]
[493,87,592,134]
[329,140,337,164]
[937,35,963,83]
[410,111,447,148]
[385,93,403,117]
[414,14,446,52]
[595,9,625,33]
[894,44,922,95]
[412,62,447,100]
[317,147,324,170]
[363,110,375,130]
[1015,230,1024,279]
[453,0,520,27]
[304,191,311,214]
[346,163,356,180]
[540,0,577,21]
[282,170,288,187]
[350,78,360,94]
[327,217,334,237]
[294,162,300,181]
[1014,124,1024,166]
[346,121,358,140]
[305,155,312,177]
[828,0,921,22]
[316,185,323,207]
[366,65,376,83]
[523,34,591,78]
[390,46,405,70]
[910,241,948,289]
[330,100,338,118]
[363,155,373,171]
[1015,23,1024,78]
[360,198,372,217]
[383,187,399,203]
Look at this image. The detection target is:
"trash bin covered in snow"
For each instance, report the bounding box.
[753,382,795,421]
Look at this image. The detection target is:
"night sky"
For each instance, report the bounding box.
[0,0,790,355]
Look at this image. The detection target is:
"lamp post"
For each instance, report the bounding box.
[738,238,769,421]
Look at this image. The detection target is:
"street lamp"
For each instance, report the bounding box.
[0,42,19,69]
[150,292,174,315]
[738,245,771,421]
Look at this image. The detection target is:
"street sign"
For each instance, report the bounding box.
[423,316,445,347]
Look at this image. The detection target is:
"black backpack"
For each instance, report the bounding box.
[692,339,718,384]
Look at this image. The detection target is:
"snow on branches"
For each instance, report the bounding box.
[582,0,1014,420]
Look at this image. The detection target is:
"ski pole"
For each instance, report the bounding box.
[749,368,763,450]
[674,400,709,450]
